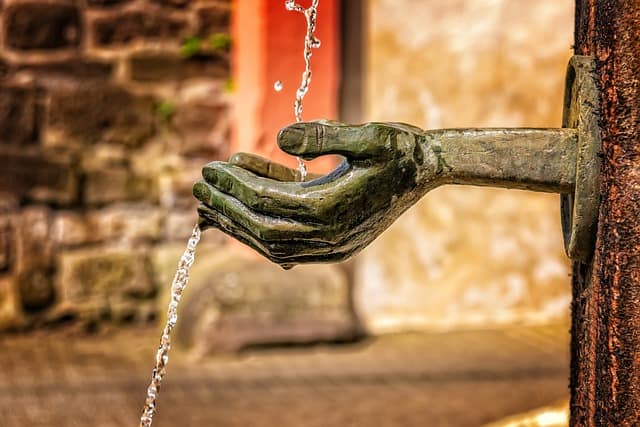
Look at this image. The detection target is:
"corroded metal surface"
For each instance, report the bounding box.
[195,122,578,267]
[560,56,601,262]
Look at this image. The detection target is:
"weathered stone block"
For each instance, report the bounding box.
[129,52,229,82]
[80,144,128,170]
[87,204,163,242]
[57,247,154,306]
[48,85,155,146]
[0,86,42,146]
[51,211,91,247]
[153,246,358,354]
[92,10,189,46]
[83,167,152,205]
[0,151,77,204]
[197,4,231,36]
[16,60,113,86]
[5,3,81,50]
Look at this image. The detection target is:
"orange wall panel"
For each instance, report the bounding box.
[232,0,340,173]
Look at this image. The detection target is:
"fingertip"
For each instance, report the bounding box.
[228,152,244,165]
[203,160,229,183]
[192,180,212,203]
[277,123,307,154]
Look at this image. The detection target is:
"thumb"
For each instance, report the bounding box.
[277,120,388,160]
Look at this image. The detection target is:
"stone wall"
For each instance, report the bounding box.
[0,0,231,329]
[357,0,575,333]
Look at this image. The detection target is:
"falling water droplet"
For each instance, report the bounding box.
[285,0,296,11]
[274,80,283,92]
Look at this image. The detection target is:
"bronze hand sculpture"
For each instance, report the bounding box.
[193,56,601,267]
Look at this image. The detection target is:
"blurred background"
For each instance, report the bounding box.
[0,0,574,426]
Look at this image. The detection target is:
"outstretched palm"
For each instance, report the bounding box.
[194,120,438,267]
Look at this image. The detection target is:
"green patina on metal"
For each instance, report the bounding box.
[560,56,602,262]
[194,56,601,267]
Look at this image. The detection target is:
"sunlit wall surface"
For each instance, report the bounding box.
[356,0,575,333]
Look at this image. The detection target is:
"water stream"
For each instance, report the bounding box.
[137,2,320,425]
[138,225,201,427]
[285,0,321,181]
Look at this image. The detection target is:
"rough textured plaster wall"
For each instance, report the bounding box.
[356,0,575,333]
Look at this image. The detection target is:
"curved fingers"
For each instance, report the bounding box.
[193,180,335,243]
[197,205,349,266]
[229,152,322,182]
[203,162,336,221]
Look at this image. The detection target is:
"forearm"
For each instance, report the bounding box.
[423,128,578,193]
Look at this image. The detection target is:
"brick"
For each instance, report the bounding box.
[48,85,155,146]
[83,167,152,205]
[5,3,81,50]
[197,4,231,36]
[57,247,154,306]
[51,211,91,247]
[80,144,127,170]
[129,52,229,82]
[86,204,163,242]
[0,86,43,146]
[92,9,189,47]
[16,60,113,84]
[52,206,162,247]
[0,151,77,204]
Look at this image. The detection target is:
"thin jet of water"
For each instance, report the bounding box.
[137,4,322,425]
[138,225,201,427]
[285,0,321,181]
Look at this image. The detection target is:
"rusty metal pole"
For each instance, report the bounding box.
[571,1,640,426]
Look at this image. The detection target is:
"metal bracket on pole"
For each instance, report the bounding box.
[561,56,602,262]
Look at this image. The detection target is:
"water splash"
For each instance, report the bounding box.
[285,0,321,181]
[139,224,201,427]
